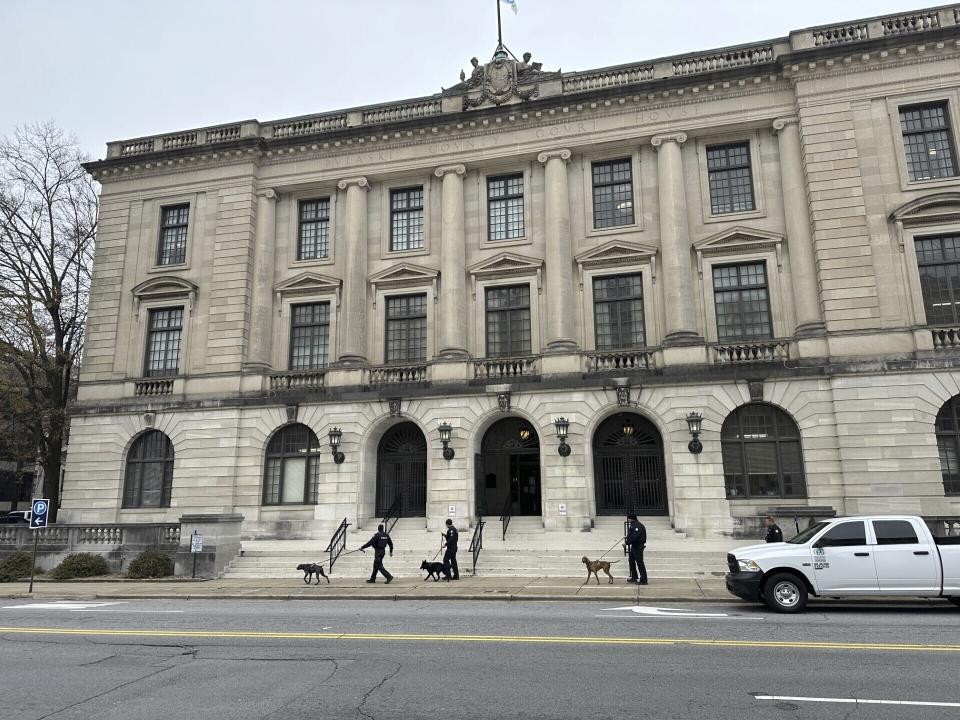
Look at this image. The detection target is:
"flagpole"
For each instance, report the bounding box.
[496,0,502,46]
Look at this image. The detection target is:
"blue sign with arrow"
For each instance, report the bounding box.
[30,498,49,529]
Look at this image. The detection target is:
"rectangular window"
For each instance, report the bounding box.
[385,294,427,364]
[915,234,960,325]
[297,199,330,260]
[157,204,189,265]
[706,143,756,214]
[289,302,330,370]
[712,262,773,341]
[485,285,531,358]
[899,102,959,182]
[390,187,424,252]
[144,307,183,377]
[872,520,919,545]
[592,159,634,229]
[488,174,524,241]
[817,521,867,548]
[592,274,646,350]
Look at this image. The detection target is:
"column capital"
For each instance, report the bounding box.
[255,187,278,201]
[337,176,369,191]
[772,116,800,134]
[651,132,688,150]
[434,164,466,178]
[537,148,572,164]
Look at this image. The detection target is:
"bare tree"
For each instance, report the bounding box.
[0,122,98,520]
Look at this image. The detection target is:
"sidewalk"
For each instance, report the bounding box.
[0,575,732,603]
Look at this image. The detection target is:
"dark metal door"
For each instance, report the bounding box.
[376,422,427,517]
[593,413,667,515]
[474,453,485,518]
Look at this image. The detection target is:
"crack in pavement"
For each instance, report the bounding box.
[355,662,402,720]
[259,658,339,720]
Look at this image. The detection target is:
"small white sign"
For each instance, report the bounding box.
[190,533,203,553]
[448,505,456,517]
[558,503,567,516]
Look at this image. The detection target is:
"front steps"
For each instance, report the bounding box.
[222,516,732,580]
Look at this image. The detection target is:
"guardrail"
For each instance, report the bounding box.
[468,520,485,576]
[499,493,514,542]
[134,378,173,396]
[369,364,428,385]
[711,340,790,364]
[324,518,351,571]
[584,349,655,373]
[382,495,402,535]
[474,356,539,380]
[268,370,327,392]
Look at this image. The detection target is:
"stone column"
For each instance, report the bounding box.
[537,148,579,353]
[651,133,701,346]
[435,164,468,359]
[336,176,369,366]
[247,187,277,370]
[773,117,826,337]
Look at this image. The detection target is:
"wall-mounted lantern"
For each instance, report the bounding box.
[554,416,571,457]
[438,421,455,461]
[328,426,345,464]
[686,412,703,455]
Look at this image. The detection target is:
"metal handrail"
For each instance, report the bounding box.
[468,519,485,575]
[324,517,351,571]
[382,495,402,534]
[499,492,514,541]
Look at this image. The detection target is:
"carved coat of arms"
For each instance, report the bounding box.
[456,48,550,110]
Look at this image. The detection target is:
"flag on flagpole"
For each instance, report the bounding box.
[500,0,518,14]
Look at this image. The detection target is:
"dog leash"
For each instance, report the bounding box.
[597,537,626,561]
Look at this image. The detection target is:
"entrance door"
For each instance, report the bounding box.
[376,422,427,517]
[593,413,667,515]
[478,418,541,517]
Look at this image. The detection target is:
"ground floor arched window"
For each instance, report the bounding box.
[935,396,960,495]
[123,430,174,508]
[263,423,322,505]
[721,404,806,499]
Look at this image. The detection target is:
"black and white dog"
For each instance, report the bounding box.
[296,563,330,584]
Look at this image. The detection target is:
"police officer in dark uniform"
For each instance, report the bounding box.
[765,515,784,543]
[443,518,459,580]
[360,524,394,584]
[625,514,648,585]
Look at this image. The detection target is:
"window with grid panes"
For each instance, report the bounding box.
[262,423,322,505]
[488,174,524,241]
[706,143,755,214]
[144,307,183,377]
[157,204,189,265]
[915,234,960,326]
[712,263,773,341]
[122,430,174,508]
[721,404,807,499]
[390,187,424,251]
[935,396,960,495]
[899,103,959,182]
[591,159,635,229]
[592,274,646,350]
[485,285,531,357]
[289,303,330,370]
[384,294,427,364]
[297,199,330,260]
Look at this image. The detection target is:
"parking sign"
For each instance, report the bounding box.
[30,498,49,529]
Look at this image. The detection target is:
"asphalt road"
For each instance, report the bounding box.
[1,598,959,720]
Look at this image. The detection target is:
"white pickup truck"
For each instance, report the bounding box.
[725,515,960,612]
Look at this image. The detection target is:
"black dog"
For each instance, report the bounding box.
[420,560,450,582]
[296,563,329,584]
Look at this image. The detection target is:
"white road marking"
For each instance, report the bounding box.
[756,695,960,708]
[599,605,761,620]
[2,602,127,611]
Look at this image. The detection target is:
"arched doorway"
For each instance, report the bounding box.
[376,422,427,517]
[593,413,667,515]
[476,418,541,517]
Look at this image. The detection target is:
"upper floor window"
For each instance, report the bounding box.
[592,159,634,229]
[900,103,959,182]
[144,307,183,378]
[488,174,524,241]
[486,285,531,357]
[593,274,646,350]
[385,294,427,364]
[935,396,960,495]
[915,234,960,326]
[297,199,330,260]
[289,302,330,370]
[123,430,174,509]
[158,204,189,265]
[706,143,755,214]
[713,262,772,341]
[721,404,806,499]
[390,187,424,252]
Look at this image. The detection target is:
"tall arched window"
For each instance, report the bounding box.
[123,430,174,508]
[721,404,806,499]
[263,423,322,505]
[935,397,960,495]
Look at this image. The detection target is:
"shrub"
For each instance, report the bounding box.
[127,548,173,579]
[0,552,35,582]
[50,553,110,580]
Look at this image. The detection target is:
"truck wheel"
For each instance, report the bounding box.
[949,597,960,608]
[763,573,808,613]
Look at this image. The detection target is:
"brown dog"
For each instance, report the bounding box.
[582,556,619,584]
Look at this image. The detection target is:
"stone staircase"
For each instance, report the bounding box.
[222,516,733,580]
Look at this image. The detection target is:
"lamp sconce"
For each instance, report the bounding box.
[437,421,455,461]
[554,416,571,457]
[686,412,703,455]
[328,426,345,464]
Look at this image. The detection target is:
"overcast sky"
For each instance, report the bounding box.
[1,0,919,160]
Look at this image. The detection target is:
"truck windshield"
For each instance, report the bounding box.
[787,521,830,544]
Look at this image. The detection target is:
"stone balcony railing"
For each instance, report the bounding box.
[711,339,790,364]
[931,326,960,350]
[0,523,181,550]
[369,363,429,385]
[794,6,955,49]
[561,64,655,93]
[473,356,540,380]
[134,378,174,396]
[268,369,327,393]
[583,349,656,373]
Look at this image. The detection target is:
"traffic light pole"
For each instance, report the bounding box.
[28,530,39,594]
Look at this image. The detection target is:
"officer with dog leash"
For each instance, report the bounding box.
[443,518,460,581]
[360,524,394,584]
[625,514,648,585]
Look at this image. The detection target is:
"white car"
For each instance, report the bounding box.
[725,515,960,612]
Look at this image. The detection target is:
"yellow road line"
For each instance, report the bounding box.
[0,626,958,652]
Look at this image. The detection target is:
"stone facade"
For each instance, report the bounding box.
[64,6,960,538]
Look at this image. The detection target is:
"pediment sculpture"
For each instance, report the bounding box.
[452,46,558,110]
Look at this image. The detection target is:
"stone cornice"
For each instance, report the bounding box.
[434,164,466,178]
[651,132,688,149]
[337,176,369,191]
[536,148,572,164]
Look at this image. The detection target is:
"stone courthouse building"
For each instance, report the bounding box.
[63,5,960,540]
